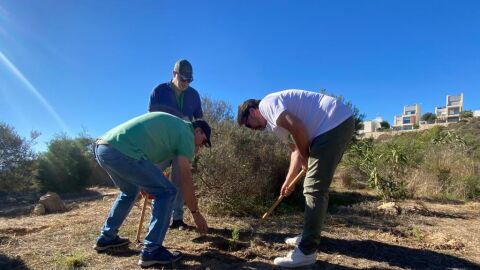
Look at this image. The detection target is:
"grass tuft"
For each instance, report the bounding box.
[53,250,88,270]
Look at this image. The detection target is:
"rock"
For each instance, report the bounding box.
[403,203,430,216]
[377,202,401,215]
[32,203,46,215]
[39,192,67,213]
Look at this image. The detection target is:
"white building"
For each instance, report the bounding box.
[393,104,421,130]
[360,116,385,133]
[435,93,464,123]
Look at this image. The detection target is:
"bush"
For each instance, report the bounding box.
[35,134,92,193]
[194,120,290,216]
[0,122,39,192]
[343,140,409,201]
[74,132,112,187]
[343,122,480,201]
[410,141,479,200]
[336,165,368,188]
[193,97,290,216]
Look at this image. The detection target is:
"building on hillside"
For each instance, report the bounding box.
[474,110,480,118]
[360,116,384,133]
[393,104,421,130]
[435,93,464,123]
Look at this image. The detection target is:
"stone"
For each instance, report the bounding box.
[32,203,46,215]
[39,192,67,213]
[377,202,401,215]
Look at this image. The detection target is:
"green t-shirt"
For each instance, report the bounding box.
[101,112,195,163]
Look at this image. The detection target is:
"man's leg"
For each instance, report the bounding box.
[170,158,185,228]
[113,158,175,250]
[300,117,355,254]
[96,145,177,249]
[157,159,186,229]
[132,159,182,266]
[274,117,354,267]
[94,144,140,249]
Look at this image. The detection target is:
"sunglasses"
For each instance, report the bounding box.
[178,73,193,83]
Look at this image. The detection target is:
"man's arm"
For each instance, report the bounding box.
[148,87,160,112]
[276,111,310,197]
[176,156,208,234]
[193,90,203,119]
[280,146,305,196]
[275,110,310,162]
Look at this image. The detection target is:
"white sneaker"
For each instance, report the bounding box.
[285,234,302,247]
[273,247,316,268]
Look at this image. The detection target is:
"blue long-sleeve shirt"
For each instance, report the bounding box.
[148,81,203,121]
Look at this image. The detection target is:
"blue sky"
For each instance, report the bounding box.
[1,0,479,152]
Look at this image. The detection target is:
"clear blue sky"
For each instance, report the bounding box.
[1,0,479,152]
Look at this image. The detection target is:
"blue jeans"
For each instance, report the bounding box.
[95,144,176,251]
[158,158,184,221]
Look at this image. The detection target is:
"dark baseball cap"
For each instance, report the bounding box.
[192,120,212,148]
[174,59,193,81]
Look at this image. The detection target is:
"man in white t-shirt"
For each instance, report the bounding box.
[237,89,355,268]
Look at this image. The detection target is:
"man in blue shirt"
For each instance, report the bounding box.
[148,59,203,230]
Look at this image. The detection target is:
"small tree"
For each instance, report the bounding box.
[35,134,91,193]
[460,110,473,120]
[421,112,437,124]
[202,96,234,123]
[380,120,390,130]
[0,123,39,192]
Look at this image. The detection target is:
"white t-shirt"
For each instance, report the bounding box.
[259,89,353,143]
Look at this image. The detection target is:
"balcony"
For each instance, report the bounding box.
[448,101,461,107]
[448,108,460,115]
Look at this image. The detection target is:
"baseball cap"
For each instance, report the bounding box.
[192,120,212,148]
[174,59,193,81]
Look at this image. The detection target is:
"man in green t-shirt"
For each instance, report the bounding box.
[93,112,211,267]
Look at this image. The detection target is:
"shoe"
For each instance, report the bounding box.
[138,246,183,267]
[93,236,130,251]
[169,219,188,230]
[273,247,316,268]
[285,234,302,247]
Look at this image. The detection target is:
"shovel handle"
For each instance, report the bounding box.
[261,169,307,220]
[135,194,150,243]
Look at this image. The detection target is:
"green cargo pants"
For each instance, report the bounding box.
[299,116,355,255]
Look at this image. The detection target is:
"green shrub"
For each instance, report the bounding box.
[344,140,413,201]
[35,134,91,193]
[194,97,290,216]
[344,121,480,201]
[0,122,39,192]
[74,133,112,187]
[194,120,290,216]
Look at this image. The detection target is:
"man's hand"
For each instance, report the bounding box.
[300,156,308,171]
[280,179,295,197]
[192,212,208,235]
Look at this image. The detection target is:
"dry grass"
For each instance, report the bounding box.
[1,185,479,269]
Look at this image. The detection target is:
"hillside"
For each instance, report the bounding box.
[1,182,479,270]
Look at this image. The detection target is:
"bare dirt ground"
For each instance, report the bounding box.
[1,184,479,270]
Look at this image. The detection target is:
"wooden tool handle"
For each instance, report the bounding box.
[261,169,307,220]
[135,194,149,243]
